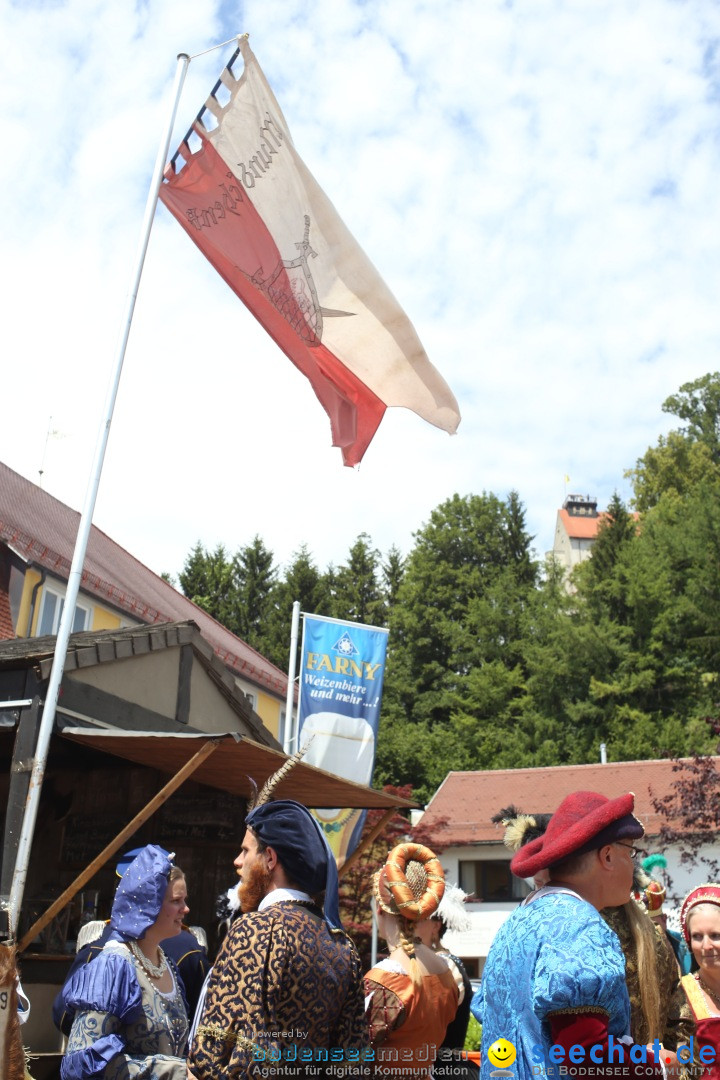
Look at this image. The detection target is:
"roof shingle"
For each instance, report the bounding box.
[420,758,715,846]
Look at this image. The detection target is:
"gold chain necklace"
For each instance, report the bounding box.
[696,973,720,1010]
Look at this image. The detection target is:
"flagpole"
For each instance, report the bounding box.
[282,601,300,752]
[6,51,191,939]
[292,609,308,754]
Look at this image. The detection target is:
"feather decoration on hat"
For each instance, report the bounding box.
[642,853,667,875]
[504,814,541,853]
[494,805,552,853]
[437,884,472,934]
[215,881,242,937]
[633,865,652,892]
[247,737,314,810]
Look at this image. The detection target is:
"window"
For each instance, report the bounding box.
[458,859,530,902]
[37,587,91,637]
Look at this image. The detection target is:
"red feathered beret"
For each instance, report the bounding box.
[510,790,643,878]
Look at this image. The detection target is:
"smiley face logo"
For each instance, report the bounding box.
[487,1039,517,1069]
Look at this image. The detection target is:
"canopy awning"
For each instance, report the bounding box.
[15,728,413,953]
[59,727,414,809]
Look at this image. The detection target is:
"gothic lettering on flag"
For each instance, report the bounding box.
[159,35,461,466]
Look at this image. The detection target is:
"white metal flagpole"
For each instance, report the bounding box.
[6,51,191,938]
[283,601,301,752]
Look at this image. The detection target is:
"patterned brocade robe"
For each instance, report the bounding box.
[189,900,367,1078]
[602,906,695,1075]
[474,887,662,1079]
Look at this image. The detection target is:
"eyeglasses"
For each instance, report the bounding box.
[615,842,639,858]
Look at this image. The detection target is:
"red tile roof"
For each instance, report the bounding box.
[558,508,605,540]
[420,758,715,846]
[558,509,640,542]
[0,461,288,695]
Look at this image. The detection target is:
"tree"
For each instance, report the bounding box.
[329,533,384,626]
[377,492,540,799]
[578,492,637,623]
[651,719,720,884]
[627,373,720,513]
[261,545,332,671]
[380,545,405,617]
[664,372,720,461]
[177,541,237,630]
[232,536,277,650]
[386,491,537,721]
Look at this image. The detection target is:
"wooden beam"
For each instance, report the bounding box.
[175,643,193,727]
[0,697,42,896]
[58,677,190,734]
[338,807,398,879]
[16,738,221,953]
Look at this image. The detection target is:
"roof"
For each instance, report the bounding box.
[557,508,640,542]
[0,461,287,696]
[0,620,277,746]
[58,727,417,809]
[419,758,715,846]
[557,508,605,540]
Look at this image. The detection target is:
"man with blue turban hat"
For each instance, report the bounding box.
[188,755,366,1078]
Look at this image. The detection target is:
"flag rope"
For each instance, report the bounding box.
[188,32,246,61]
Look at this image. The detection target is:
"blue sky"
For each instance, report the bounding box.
[2,0,720,581]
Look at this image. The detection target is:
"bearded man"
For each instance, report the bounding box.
[188,799,366,1078]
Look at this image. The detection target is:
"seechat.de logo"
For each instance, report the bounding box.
[487,1038,517,1076]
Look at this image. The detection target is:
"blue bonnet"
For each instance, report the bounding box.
[109,844,174,941]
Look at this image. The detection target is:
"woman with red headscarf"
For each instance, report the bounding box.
[680,883,720,1077]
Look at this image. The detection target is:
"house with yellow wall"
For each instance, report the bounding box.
[0,460,289,740]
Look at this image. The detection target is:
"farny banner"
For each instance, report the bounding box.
[297,613,389,865]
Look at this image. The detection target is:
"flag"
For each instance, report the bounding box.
[296,613,388,865]
[159,36,460,466]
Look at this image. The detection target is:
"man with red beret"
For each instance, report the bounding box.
[476,790,665,1078]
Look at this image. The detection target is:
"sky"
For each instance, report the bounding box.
[2,0,720,584]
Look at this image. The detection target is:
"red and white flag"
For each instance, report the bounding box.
[159,36,460,466]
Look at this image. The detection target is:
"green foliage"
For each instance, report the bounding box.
[174,372,720,794]
[627,372,720,512]
[178,541,237,630]
[328,532,385,627]
[464,1014,482,1052]
[232,536,277,648]
[259,544,332,670]
[664,372,720,460]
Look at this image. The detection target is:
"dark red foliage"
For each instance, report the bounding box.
[651,715,720,885]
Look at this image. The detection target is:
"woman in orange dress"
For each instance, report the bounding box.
[364,843,459,1080]
[679,883,720,1078]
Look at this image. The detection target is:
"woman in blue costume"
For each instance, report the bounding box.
[61,845,189,1080]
